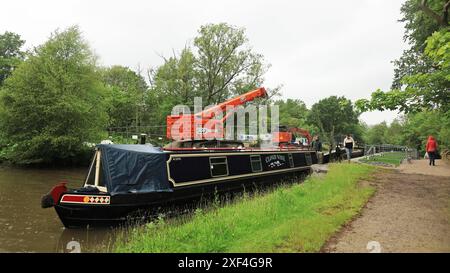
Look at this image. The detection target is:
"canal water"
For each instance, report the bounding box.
[0,166,117,253]
[0,163,305,252]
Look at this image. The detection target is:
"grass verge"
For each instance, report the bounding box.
[114,163,377,253]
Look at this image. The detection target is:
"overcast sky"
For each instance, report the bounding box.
[1,0,408,125]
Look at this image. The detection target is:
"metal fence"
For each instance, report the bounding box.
[108,126,166,137]
[363,144,419,160]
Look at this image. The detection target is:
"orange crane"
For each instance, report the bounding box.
[272,126,312,147]
[166,87,268,141]
[166,87,312,149]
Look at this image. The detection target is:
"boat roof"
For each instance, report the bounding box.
[96,144,164,153]
[96,143,313,154]
[96,144,171,195]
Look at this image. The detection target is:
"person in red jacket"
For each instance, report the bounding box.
[426,136,438,166]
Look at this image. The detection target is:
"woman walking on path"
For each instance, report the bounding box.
[426,136,438,166]
[344,134,355,163]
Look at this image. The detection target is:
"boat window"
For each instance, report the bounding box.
[209,157,229,177]
[305,153,312,166]
[288,153,294,167]
[250,155,262,172]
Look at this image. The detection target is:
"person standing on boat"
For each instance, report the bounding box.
[426,135,438,166]
[310,136,316,150]
[314,136,322,152]
[343,134,355,163]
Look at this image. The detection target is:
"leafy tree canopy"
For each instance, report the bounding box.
[362,121,406,146]
[0,31,25,86]
[149,23,279,106]
[101,65,148,128]
[357,1,449,114]
[356,28,449,114]
[307,96,362,146]
[274,99,310,129]
[401,110,449,152]
[0,26,107,164]
[194,23,272,104]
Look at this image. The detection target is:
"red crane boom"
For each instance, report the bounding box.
[166,87,268,140]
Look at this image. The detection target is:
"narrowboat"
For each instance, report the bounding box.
[322,147,365,163]
[41,86,364,228]
[42,143,318,228]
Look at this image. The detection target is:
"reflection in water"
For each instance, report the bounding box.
[0,166,119,253]
[57,227,118,253]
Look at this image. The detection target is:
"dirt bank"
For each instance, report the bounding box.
[323,160,450,253]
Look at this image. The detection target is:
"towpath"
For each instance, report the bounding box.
[323,159,450,253]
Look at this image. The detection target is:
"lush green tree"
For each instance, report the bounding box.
[362,112,449,153]
[362,118,405,146]
[194,23,271,104]
[149,23,272,109]
[0,31,25,86]
[145,48,198,137]
[392,0,448,89]
[0,26,107,164]
[101,65,148,128]
[363,122,389,145]
[401,110,449,153]
[357,28,449,113]
[385,119,405,145]
[307,96,361,147]
[149,47,198,105]
[274,99,311,129]
[357,1,449,113]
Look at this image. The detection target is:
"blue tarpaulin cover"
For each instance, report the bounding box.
[97,144,173,195]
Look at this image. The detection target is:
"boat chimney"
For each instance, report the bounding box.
[139,133,147,144]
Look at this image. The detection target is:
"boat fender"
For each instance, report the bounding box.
[41,194,54,208]
[41,182,68,208]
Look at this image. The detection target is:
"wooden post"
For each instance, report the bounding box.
[94,150,101,186]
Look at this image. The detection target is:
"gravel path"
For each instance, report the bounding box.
[323,160,450,253]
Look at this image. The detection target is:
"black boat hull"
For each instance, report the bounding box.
[322,148,365,164]
[51,148,320,228]
[50,147,366,228]
[55,167,311,228]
